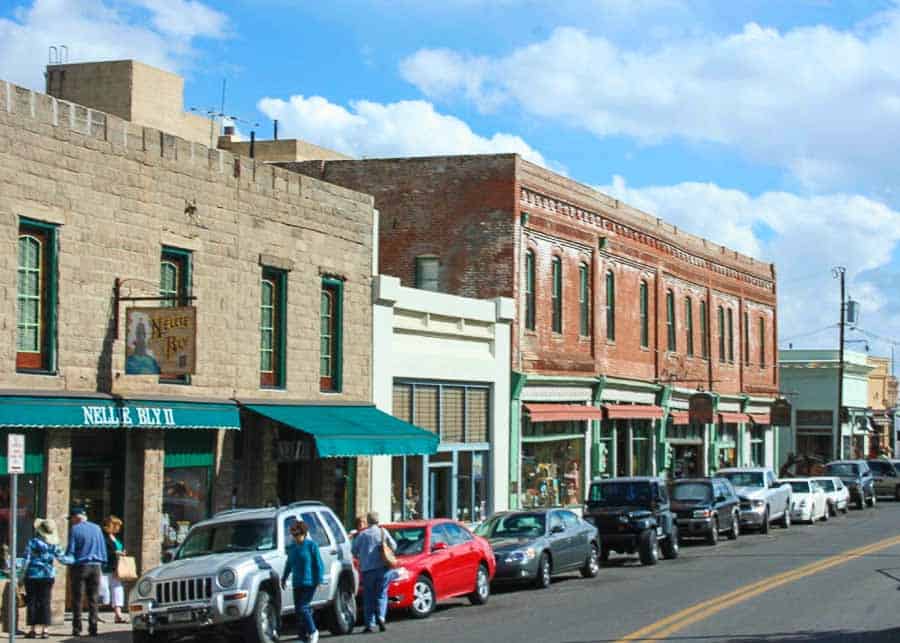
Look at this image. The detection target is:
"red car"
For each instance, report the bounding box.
[383,518,495,618]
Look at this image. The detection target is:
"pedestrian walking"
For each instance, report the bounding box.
[99,515,128,624]
[281,521,325,643]
[65,507,107,638]
[21,519,72,639]
[351,511,396,633]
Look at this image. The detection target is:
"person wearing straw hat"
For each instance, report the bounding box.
[21,518,73,639]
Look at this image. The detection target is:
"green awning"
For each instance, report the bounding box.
[0,395,240,430]
[241,403,439,457]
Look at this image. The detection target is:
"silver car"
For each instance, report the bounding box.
[129,501,358,643]
[867,459,900,500]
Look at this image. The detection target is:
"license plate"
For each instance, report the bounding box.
[168,611,194,624]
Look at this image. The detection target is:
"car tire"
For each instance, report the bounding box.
[868,493,877,508]
[581,543,600,578]
[828,501,836,517]
[855,495,864,510]
[638,530,659,566]
[661,527,679,560]
[841,502,849,514]
[534,553,552,589]
[468,563,490,605]
[241,589,279,643]
[600,545,610,563]
[328,573,357,636]
[409,576,435,619]
[759,508,770,535]
[728,512,740,540]
[132,631,170,643]
[706,518,718,546]
[778,505,791,528]
[895,486,900,501]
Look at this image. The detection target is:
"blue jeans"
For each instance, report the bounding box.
[361,568,388,627]
[293,586,317,638]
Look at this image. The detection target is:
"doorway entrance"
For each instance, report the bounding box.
[428,465,452,518]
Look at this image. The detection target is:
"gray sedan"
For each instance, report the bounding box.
[475,509,599,589]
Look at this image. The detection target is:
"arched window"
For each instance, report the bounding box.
[639,280,648,348]
[17,234,42,353]
[259,270,286,388]
[551,257,562,333]
[727,308,734,363]
[606,270,615,341]
[666,290,676,352]
[159,260,179,307]
[759,317,766,369]
[700,300,708,358]
[718,306,725,362]
[525,250,536,330]
[685,297,694,356]
[579,263,590,336]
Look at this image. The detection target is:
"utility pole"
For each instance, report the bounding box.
[833,267,846,460]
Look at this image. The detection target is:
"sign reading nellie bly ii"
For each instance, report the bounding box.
[125,307,197,375]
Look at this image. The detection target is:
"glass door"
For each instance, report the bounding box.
[428,466,452,518]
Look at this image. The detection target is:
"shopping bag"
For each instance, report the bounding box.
[116,555,138,582]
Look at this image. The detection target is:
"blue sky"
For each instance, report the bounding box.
[3,0,900,359]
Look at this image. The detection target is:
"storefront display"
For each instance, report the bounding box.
[717,423,738,468]
[162,430,214,552]
[750,426,766,466]
[521,437,585,509]
[631,422,653,476]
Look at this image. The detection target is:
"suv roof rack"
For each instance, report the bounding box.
[285,500,325,510]
[212,508,253,518]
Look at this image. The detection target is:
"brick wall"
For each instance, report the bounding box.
[286,154,778,398]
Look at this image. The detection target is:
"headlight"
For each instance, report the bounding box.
[217,568,236,589]
[751,500,765,509]
[504,547,537,563]
[137,579,153,597]
[391,566,411,582]
[692,509,712,519]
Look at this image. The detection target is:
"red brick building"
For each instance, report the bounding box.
[286,155,779,511]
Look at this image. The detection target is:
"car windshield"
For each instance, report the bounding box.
[588,481,652,506]
[476,513,546,539]
[386,527,426,556]
[825,463,858,477]
[177,519,276,559]
[895,463,900,475]
[815,479,835,492]
[868,461,893,475]
[719,472,764,488]
[788,481,811,493]
[671,483,712,502]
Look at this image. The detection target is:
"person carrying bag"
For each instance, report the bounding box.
[351,512,397,633]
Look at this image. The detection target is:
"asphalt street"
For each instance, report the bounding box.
[65,502,900,643]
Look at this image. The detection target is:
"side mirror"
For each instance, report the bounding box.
[770,481,780,489]
[550,524,565,535]
[162,551,175,564]
[431,542,448,552]
[716,495,726,503]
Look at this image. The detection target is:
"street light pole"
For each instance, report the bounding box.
[834,267,846,460]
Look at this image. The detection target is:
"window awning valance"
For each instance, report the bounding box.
[523,403,603,423]
[603,404,665,420]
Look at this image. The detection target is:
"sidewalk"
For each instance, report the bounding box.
[7,614,132,642]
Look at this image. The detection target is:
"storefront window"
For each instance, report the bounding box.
[798,432,833,462]
[750,427,766,466]
[597,420,614,477]
[0,475,41,559]
[391,456,423,521]
[71,432,125,527]
[456,451,488,523]
[162,467,210,549]
[521,438,584,508]
[632,422,652,476]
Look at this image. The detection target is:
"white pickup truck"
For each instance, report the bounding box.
[717,468,792,533]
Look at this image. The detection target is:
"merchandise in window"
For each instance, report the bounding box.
[392,456,424,521]
[162,467,210,551]
[0,475,41,560]
[521,438,584,508]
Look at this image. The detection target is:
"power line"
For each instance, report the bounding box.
[778,323,839,344]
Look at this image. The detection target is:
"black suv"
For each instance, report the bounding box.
[670,477,741,545]
[824,460,876,509]
[584,477,679,566]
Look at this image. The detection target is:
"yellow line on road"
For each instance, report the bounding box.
[614,533,900,642]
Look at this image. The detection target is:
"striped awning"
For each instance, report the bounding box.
[719,412,751,424]
[603,404,665,420]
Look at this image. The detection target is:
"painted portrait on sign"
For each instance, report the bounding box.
[125,312,161,374]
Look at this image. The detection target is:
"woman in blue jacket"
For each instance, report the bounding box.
[281,521,325,643]
[22,519,73,639]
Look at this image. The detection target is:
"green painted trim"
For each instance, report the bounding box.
[509,371,527,510]
[164,429,215,468]
[522,433,585,443]
[522,375,602,384]
[0,428,44,474]
[322,277,344,393]
[590,377,606,478]
[18,218,59,374]
[603,376,663,392]
[262,267,288,389]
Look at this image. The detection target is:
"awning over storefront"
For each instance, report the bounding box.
[749,413,771,425]
[0,394,241,430]
[669,411,690,425]
[240,403,439,457]
[719,412,751,424]
[523,403,603,423]
[602,404,665,420]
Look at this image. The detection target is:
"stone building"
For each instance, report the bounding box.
[0,73,435,624]
[867,356,897,457]
[285,154,780,512]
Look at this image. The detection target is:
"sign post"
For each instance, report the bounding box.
[7,433,25,643]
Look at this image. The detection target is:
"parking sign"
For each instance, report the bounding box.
[7,433,25,474]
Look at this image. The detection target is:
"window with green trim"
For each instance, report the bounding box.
[579,263,590,336]
[260,268,287,388]
[700,300,708,358]
[17,219,57,373]
[606,269,615,341]
[743,311,750,364]
[160,247,191,383]
[685,297,694,357]
[320,278,343,392]
[524,250,535,331]
[759,317,766,369]
[639,280,648,348]
[551,257,562,334]
[727,308,734,363]
[666,290,676,352]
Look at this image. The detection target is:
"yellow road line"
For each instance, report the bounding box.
[614,533,900,642]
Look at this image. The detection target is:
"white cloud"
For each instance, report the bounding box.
[401,10,900,195]
[257,94,551,167]
[0,0,228,90]
[598,176,900,348]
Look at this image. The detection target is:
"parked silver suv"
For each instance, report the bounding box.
[129,502,358,643]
